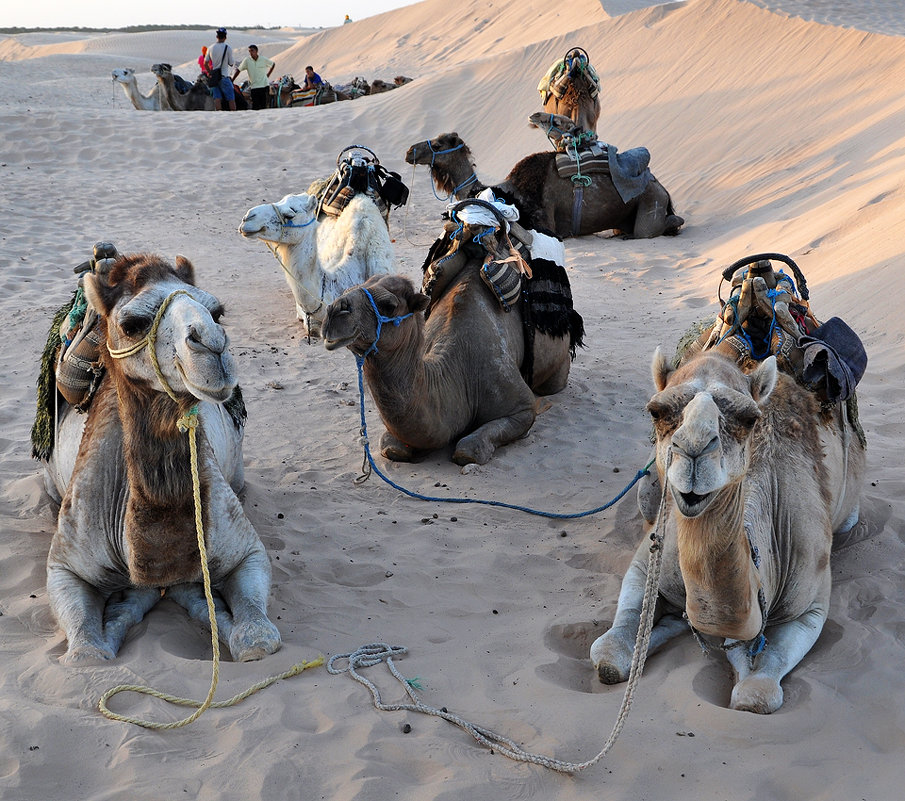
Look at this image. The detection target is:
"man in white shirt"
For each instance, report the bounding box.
[205,27,236,111]
[233,45,275,110]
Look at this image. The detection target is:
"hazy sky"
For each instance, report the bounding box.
[4,1,423,31]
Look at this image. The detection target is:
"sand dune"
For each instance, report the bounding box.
[1,0,904,799]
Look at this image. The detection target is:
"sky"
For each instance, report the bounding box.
[3,1,424,31]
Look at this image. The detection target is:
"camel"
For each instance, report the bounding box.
[112,68,168,110]
[41,251,281,665]
[321,205,583,464]
[405,131,683,239]
[539,47,601,134]
[152,63,216,111]
[238,192,394,337]
[589,349,865,713]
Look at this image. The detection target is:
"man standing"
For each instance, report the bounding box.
[205,27,236,111]
[233,45,275,110]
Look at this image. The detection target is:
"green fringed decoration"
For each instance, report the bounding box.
[673,317,717,368]
[31,292,78,460]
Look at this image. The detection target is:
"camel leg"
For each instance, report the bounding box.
[724,602,828,714]
[590,547,688,683]
[166,582,237,647]
[452,405,536,465]
[217,549,282,661]
[632,180,683,238]
[47,565,159,664]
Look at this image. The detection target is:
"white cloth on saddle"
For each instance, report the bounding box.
[447,188,520,230]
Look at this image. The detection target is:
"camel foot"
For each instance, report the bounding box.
[451,436,493,466]
[663,214,684,236]
[730,676,783,714]
[380,431,415,462]
[61,642,116,665]
[229,620,282,662]
[590,631,632,685]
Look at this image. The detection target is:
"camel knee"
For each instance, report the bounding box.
[380,431,416,462]
[229,615,282,661]
[590,629,634,685]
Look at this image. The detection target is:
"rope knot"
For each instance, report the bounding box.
[177,405,200,433]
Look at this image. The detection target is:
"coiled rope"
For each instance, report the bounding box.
[100,289,322,728]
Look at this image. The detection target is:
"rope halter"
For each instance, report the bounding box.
[419,138,477,201]
[270,202,317,231]
[356,287,414,365]
[106,288,191,402]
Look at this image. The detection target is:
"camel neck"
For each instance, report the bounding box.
[674,482,763,641]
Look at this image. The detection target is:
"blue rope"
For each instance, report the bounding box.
[351,307,653,518]
[422,140,476,202]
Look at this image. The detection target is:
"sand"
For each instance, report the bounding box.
[1,0,904,798]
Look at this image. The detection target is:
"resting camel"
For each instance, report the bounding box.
[590,350,865,713]
[42,252,281,664]
[321,208,582,464]
[152,62,216,111]
[112,68,168,110]
[405,132,683,239]
[539,47,601,134]
[238,192,394,337]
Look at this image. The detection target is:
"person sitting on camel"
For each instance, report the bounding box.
[303,66,324,91]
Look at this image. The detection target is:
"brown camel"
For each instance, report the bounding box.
[152,63,216,111]
[539,47,601,134]
[42,251,281,664]
[405,131,683,239]
[321,214,582,464]
[590,350,865,713]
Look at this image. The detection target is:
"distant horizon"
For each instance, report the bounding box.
[1,0,424,32]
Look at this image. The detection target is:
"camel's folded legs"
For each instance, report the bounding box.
[47,565,160,663]
[452,407,536,466]
[725,602,828,714]
[590,549,688,683]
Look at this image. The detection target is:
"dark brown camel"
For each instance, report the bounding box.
[405,132,683,239]
[540,47,601,134]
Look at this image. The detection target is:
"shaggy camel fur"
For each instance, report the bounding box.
[590,351,865,713]
[112,68,167,110]
[43,253,281,664]
[405,132,683,239]
[238,192,394,337]
[152,63,216,111]
[540,49,601,134]
[321,258,576,465]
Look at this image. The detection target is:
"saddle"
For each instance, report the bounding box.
[315,144,409,223]
[680,254,867,431]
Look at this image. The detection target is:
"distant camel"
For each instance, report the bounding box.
[112,68,167,110]
[406,131,683,239]
[152,63,216,111]
[539,47,601,134]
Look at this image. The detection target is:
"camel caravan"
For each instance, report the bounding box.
[34,45,870,730]
[113,63,414,110]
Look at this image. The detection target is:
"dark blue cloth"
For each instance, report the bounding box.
[606,145,652,204]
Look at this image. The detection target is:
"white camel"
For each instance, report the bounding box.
[238,192,395,337]
[43,251,281,664]
[112,68,168,111]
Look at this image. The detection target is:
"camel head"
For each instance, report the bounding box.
[528,111,583,142]
[112,67,137,84]
[405,132,468,166]
[647,350,777,518]
[83,253,237,404]
[238,193,319,245]
[322,274,428,355]
[150,63,174,83]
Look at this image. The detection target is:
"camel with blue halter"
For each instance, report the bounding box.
[321,198,583,465]
[405,131,683,239]
[40,250,281,665]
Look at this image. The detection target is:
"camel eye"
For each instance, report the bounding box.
[120,314,151,337]
[210,305,225,324]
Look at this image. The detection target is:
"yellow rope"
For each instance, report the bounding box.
[99,298,324,728]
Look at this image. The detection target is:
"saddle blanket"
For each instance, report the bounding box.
[556,143,653,204]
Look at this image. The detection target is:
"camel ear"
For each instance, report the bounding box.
[174,255,196,285]
[410,293,430,314]
[304,194,318,213]
[651,347,673,392]
[82,272,113,316]
[749,355,778,405]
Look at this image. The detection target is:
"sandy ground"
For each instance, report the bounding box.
[1,1,904,799]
